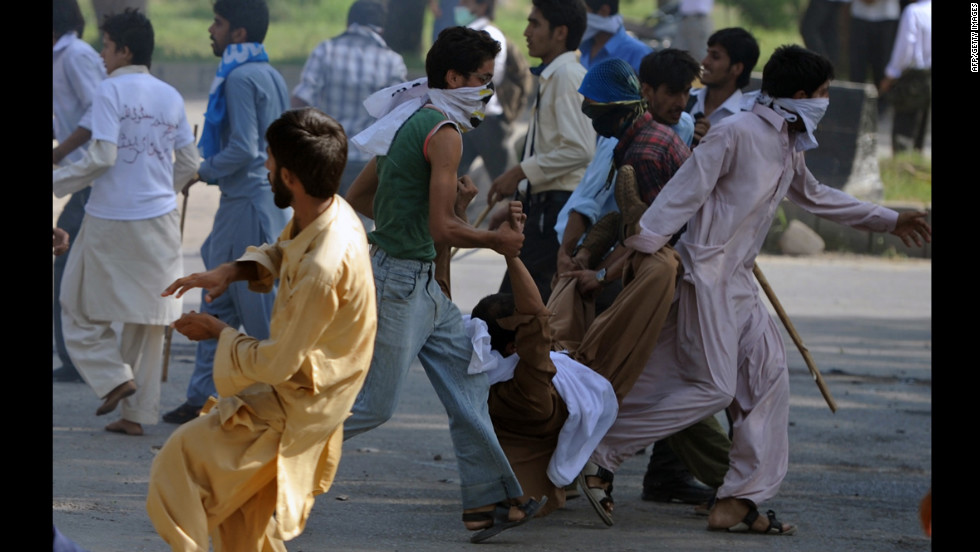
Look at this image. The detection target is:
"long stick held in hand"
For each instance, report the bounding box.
[753,262,838,413]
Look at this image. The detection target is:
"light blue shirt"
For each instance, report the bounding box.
[579,25,652,73]
[196,61,291,268]
[197,62,289,202]
[555,112,693,245]
[52,32,106,165]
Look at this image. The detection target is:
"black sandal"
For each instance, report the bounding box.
[463,496,547,543]
[714,500,797,536]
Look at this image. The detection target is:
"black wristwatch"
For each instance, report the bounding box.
[595,267,607,284]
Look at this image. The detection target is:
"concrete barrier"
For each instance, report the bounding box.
[151,61,304,99]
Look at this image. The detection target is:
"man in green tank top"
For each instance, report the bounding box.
[344,26,543,543]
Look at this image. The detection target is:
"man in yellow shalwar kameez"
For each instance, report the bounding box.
[146,107,377,552]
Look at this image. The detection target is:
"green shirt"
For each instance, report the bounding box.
[369,106,458,261]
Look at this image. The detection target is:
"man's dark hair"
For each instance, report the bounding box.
[639,48,701,93]
[53,0,86,39]
[348,0,387,28]
[100,8,154,67]
[533,0,588,52]
[213,0,270,44]
[707,27,760,89]
[584,0,618,14]
[266,107,347,199]
[426,26,501,89]
[471,293,517,354]
[761,44,835,99]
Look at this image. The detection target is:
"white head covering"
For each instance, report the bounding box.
[582,12,624,43]
[351,77,494,156]
[756,92,830,152]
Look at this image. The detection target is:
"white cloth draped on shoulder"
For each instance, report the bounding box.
[350,77,494,156]
[463,315,618,487]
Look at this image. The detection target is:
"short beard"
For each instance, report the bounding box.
[271,169,293,209]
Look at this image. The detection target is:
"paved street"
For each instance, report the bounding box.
[52,98,931,551]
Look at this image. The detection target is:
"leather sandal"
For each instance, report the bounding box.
[576,461,614,526]
[464,496,547,543]
[710,502,797,536]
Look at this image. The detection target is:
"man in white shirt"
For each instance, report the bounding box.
[52,8,199,436]
[686,27,760,145]
[52,0,107,383]
[487,0,595,304]
[879,0,931,154]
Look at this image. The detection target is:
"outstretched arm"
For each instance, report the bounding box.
[161,261,259,302]
[164,261,260,341]
[891,210,932,248]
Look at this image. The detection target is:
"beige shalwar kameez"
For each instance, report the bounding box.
[591,103,902,506]
[146,199,377,551]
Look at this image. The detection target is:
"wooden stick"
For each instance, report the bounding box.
[162,124,198,382]
[450,202,495,258]
[753,262,838,413]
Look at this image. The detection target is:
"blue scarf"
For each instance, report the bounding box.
[199,42,269,159]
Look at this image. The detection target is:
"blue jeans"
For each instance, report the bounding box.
[344,247,523,508]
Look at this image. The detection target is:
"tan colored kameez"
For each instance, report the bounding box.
[147,199,376,551]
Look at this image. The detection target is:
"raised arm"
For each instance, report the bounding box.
[500,205,546,316]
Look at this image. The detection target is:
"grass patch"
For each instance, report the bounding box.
[878,152,932,205]
[76,0,807,68]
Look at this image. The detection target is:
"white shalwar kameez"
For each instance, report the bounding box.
[53,65,198,425]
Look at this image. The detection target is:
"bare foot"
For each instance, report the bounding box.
[105,418,143,436]
[708,497,796,535]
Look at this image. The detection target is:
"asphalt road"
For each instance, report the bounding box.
[52,98,932,551]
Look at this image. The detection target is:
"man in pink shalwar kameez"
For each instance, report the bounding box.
[585,44,932,535]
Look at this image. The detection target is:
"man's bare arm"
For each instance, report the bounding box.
[162,261,259,303]
[346,157,380,219]
[501,206,546,315]
[53,127,92,165]
[427,126,524,256]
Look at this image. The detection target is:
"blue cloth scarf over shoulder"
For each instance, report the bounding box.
[199,42,269,159]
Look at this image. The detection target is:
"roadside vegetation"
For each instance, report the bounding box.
[73,0,928,203]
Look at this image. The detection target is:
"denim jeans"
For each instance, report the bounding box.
[344,247,523,508]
